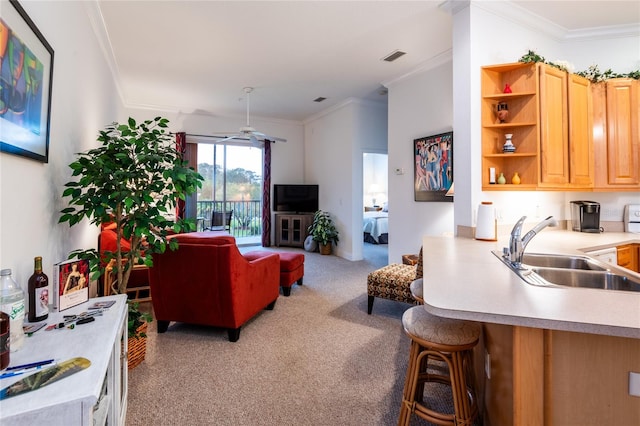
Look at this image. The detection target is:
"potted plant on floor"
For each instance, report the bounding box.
[59,117,202,366]
[308,210,339,255]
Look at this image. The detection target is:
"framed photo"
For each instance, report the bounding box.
[0,0,54,163]
[54,258,90,311]
[414,131,453,202]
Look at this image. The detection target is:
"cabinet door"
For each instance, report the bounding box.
[568,74,593,186]
[606,79,639,186]
[539,64,569,186]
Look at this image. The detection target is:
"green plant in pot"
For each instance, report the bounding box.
[308,210,339,255]
[59,117,203,339]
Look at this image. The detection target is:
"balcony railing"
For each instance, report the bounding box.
[196,200,262,238]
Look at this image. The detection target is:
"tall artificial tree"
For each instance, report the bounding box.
[60,117,203,295]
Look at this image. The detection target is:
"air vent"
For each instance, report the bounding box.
[313,97,327,103]
[382,50,406,62]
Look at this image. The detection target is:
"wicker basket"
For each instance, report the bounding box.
[319,243,332,255]
[127,322,148,370]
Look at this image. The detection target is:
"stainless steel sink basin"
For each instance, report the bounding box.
[530,267,640,292]
[521,253,607,271]
[492,250,640,293]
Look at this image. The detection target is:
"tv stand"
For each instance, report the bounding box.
[275,213,313,247]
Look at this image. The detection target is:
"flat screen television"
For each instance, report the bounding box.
[273,184,319,213]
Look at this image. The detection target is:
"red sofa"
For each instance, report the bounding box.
[148,232,280,342]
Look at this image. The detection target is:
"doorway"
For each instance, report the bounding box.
[362,152,388,263]
[196,142,263,245]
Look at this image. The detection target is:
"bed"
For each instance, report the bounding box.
[363,210,388,244]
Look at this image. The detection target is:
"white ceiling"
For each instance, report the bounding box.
[97,0,639,123]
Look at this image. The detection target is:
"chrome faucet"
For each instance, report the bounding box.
[506,215,558,267]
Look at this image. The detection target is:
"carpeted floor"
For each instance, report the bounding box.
[126,243,455,425]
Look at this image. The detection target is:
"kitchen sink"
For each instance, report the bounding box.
[521,253,607,271]
[530,267,640,292]
[492,250,640,293]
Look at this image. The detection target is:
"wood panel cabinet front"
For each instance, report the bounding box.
[593,79,640,190]
[606,79,639,186]
[539,65,569,186]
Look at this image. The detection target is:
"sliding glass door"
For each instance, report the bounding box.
[197,143,263,241]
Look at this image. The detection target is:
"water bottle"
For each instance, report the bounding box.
[0,269,26,352]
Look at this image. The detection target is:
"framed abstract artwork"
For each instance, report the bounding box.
[414,131,453,202]
[0,0,54,163]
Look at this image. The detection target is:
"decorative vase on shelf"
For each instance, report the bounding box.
[495,102,509,123]
[503,83,512,93]
[497,173,506,185]
[512,172,521,185]
[502,133,516,153]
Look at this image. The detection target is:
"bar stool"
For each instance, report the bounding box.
[398,306,481,426]
[410,278,424,304]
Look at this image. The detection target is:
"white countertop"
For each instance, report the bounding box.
[422,230,640,338]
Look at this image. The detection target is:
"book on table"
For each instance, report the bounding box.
[53,258,90,311]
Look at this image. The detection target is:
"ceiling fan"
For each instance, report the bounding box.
[212,87,286,145]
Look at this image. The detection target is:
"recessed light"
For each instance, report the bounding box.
[313,97,327,102]
[381,50,406,62]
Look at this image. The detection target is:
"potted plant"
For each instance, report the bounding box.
[59,117,202,363]
[308,210,339,255]
[127,302,153,369]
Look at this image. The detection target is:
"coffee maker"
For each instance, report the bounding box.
[570,201,601,233]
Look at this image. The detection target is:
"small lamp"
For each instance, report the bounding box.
[368,183,381,206]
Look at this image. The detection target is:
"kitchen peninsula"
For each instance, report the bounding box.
[422,230,640,426]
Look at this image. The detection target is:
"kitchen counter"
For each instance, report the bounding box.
[422,230,640,338]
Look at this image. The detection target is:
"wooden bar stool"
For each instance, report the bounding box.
[410,278,424,304]
[398,306,481,426]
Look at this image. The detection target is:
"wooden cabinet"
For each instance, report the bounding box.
[481,324,640,426]
[593,79,640,190]
[481,62,593,190]
[0,295,128,426]
[538,66,594,188]
[617,243,639,272]
[481,62,539,190]
[275,213,313,247]
[538,64,569,186]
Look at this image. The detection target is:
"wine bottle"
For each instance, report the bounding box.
[0,311,9,369]
[28,257,49,322]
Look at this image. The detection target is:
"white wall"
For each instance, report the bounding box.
[451,1,640,234]
[0,1,123,305]
[304,99,387,260]
[386,60,454,262]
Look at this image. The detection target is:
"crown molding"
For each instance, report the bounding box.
[382,49,453,89]
[84,1,125,106]
[303,97,385,125]
[444,0,639,42]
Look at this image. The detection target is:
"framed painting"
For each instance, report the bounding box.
[414,131,453,202]
[0,0,54,163]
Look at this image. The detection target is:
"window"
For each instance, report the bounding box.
[197,143,263,240]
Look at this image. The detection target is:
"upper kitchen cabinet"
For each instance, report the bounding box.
[481,62,539,190]
[592,78,640,190]
[538,65,593,189]
[481,62,593,191]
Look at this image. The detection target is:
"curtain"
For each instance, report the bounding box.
[175,132,186,220]
[261,140,272,247]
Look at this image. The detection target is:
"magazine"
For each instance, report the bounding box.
[54,258,90,311]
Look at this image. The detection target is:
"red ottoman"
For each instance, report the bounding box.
[278,252,304,296]
[243,251,304,296]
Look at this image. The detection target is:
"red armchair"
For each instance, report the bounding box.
[98,224,151,302]
[148,232,280,342]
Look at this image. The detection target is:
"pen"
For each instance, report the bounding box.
[0,362,57,380]
[5,359,54,371]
